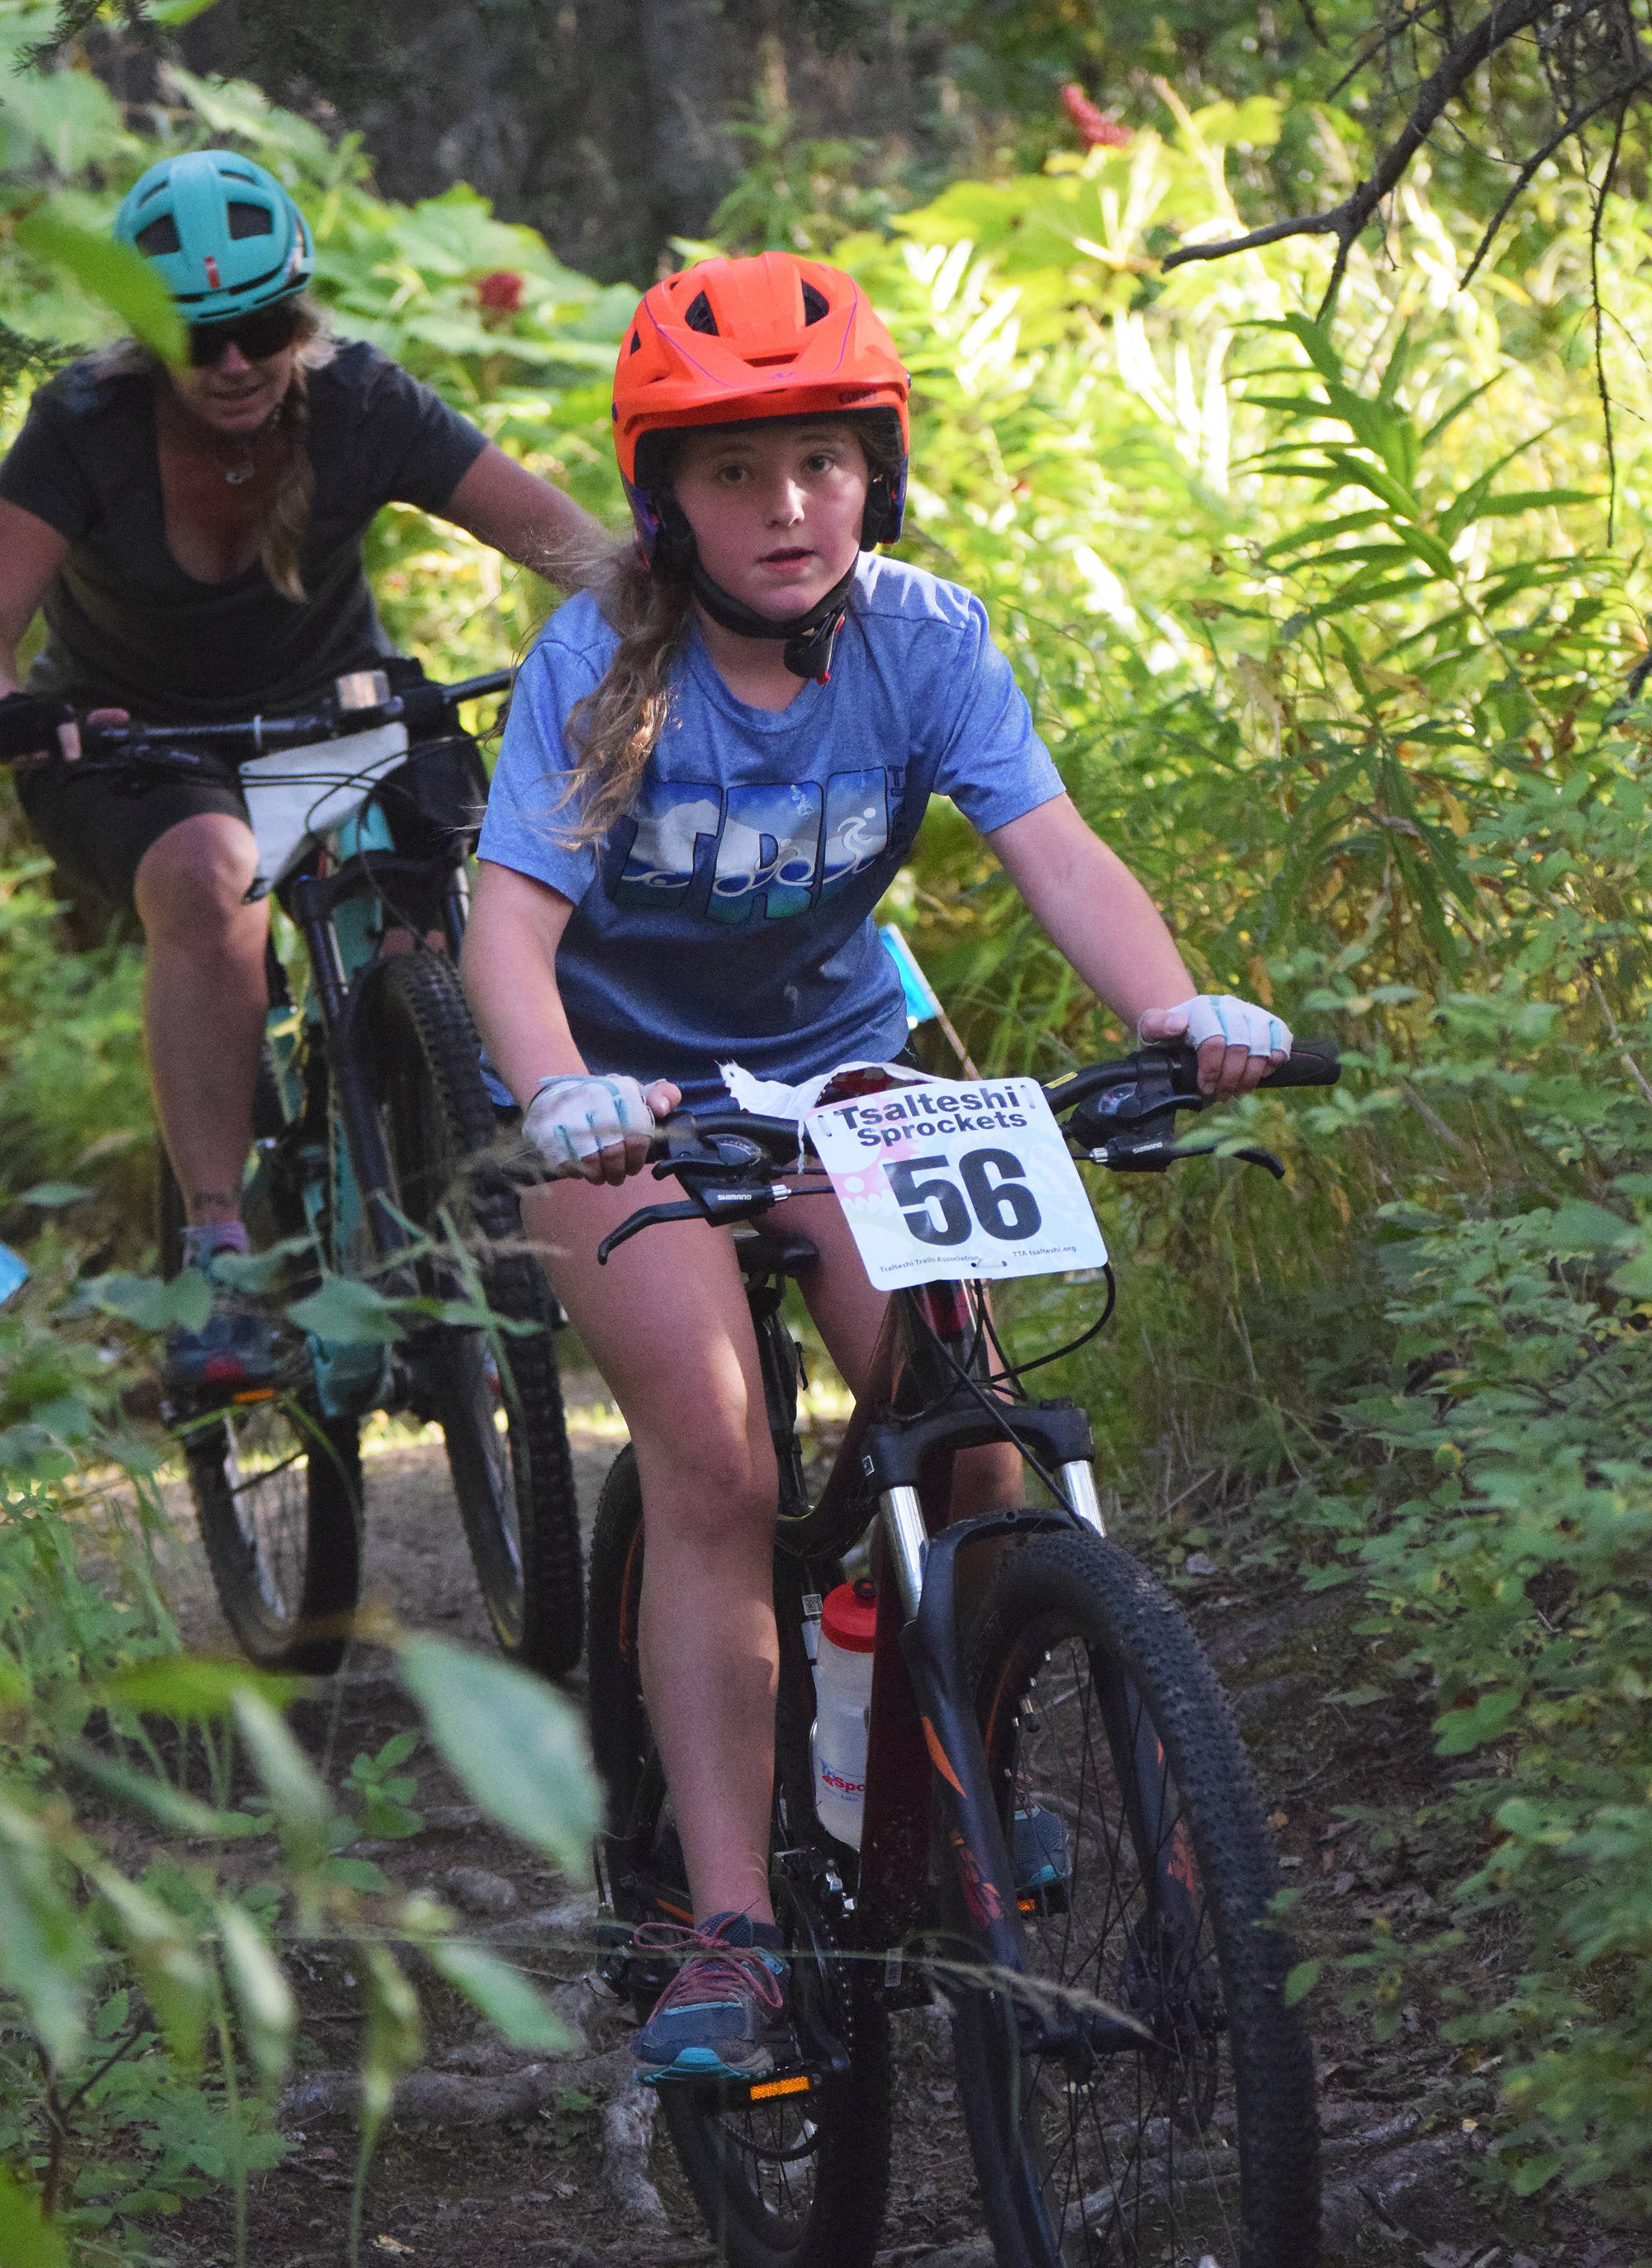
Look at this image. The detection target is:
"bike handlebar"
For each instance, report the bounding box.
[2,667,515,774]
[591,1038,1341,1261]
[651,1038,1341,1174]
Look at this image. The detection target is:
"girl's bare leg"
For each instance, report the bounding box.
[523,1178,781,1924]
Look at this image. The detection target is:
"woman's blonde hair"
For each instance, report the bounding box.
[561,412,903,844]
[92,294,335,603]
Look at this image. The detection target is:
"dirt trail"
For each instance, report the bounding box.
[137,1384,1629,2268]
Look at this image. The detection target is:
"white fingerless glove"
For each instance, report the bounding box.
[1142,996,1293,1059]
[523,1074,657,1175]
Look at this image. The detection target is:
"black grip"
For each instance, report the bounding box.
[1257,1038,1340,1090]
[0,690,74,762]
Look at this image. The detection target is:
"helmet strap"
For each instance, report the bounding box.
[689,558,857,683]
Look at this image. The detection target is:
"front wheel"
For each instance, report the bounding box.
[952,1529,1320,2268]
[183,1400,362,1675]
[362,950,582,1674]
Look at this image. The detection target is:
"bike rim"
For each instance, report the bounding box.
[981,1624,1245,2266]
[217,1404,314,1630]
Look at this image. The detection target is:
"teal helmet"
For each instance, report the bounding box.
[115,150,312,321]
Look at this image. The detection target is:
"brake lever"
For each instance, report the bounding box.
[596,1198,709,1263]
[597,1181,792,1263]
[1089,1136,1285,1179]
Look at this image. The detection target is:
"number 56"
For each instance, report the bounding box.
[886,1150,1042,1246]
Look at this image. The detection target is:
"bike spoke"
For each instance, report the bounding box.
[999,1630,1246,2266]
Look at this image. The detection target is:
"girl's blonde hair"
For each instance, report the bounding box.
[562,413,903,844]
[92,294,335,603]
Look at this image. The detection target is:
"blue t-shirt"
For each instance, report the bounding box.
[477,553,1064,1105]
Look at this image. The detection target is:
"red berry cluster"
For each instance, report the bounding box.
[1061,83,1130,149]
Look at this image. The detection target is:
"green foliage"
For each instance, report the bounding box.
[0,1267,598,2260]
[2,4,1652,2232]
[817,99,1652,2220]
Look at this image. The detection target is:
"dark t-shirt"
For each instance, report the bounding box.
[0,339,488,719]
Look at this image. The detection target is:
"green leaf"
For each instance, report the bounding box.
[427,1942,574,2051]
[17,1183,93,1209]
[1283,1958,1322,2008]
[1607,1249,1652,1300]
[0,1801,94,2069]
[84,1269,211,1334]
[217,1902,296,2088]
[400,1637,600,1872]
[98,1657,303,1724]
[147,0,225,20]
[1540,1200,1635,1252]
[95,1867,212,2067]
[14,206,186,365]
[0,2168,69,2268]
[1435,1687,1522,1757]
[359,1943,422,2137]
[286,1274,405,1345]
[70,1753,263,1843]
[1510,2152,1561,2196]
[232,1692,331,1865]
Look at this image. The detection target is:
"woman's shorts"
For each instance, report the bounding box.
[15,752,250,916]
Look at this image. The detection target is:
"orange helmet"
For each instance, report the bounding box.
[613,251,910,571]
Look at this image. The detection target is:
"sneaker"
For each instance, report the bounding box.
[631,1912,796,2085]
[1014,1805,1071,1913]
[163,1248,287,1402]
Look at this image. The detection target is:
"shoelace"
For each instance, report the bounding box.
[631,1919,787,2018]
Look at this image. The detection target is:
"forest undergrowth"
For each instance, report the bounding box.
[2,2,1651,2254]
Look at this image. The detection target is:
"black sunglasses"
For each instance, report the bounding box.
[188,301,303,369]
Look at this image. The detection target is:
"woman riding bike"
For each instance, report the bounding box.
[0,148,604,1388]
[461,248,1289,2083]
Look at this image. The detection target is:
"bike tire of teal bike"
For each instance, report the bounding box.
[950,1528,1322,2268]
[158,1064,365,1676]
[587,1445,895,2268]
[358,949,583,1676]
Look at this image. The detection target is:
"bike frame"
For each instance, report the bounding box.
[750,1255,1142,2046]
[257,786,442,1417]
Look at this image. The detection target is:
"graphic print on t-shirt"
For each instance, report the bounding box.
[612,768,894,923]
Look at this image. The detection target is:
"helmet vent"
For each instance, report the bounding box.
[629,330,641,353]
[134,216,181,256]
[683,292,719,336]
[800,282,829,324]
[226,202,274,240]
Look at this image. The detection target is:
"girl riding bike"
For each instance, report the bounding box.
[0,149,603,1388]
[461,249,1289,2083]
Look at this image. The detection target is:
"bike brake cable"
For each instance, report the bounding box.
[904,1288,1080,1515]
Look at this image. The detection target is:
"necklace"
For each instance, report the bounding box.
[219,404,285,486]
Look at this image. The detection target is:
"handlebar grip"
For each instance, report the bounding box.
[1257,1038,1340,1090]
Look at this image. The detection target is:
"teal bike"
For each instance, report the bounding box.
[86,666,582,1675]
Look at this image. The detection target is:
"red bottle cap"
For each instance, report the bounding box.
[820,1578,877,1654]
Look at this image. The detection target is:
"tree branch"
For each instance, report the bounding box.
[1458,65,1651,285]
[1162,0,1558,276]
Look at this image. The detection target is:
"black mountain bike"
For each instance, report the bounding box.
[589,1039,1336,2268]
[61,669,582,1676]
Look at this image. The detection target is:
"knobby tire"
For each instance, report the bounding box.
[362,950,582,1674]
[952,1528,1320,2268]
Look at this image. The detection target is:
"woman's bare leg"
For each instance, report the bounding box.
[134,814,267,1228]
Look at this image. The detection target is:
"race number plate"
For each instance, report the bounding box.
[806,1075,1107,1291]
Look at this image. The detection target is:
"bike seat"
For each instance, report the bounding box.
[733,1225,819,1280]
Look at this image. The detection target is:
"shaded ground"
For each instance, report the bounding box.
[125,1374,1634,2268]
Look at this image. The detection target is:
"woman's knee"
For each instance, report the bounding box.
[134,815,261,940]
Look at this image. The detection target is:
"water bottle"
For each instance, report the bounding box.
[809,1578,877,1850]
